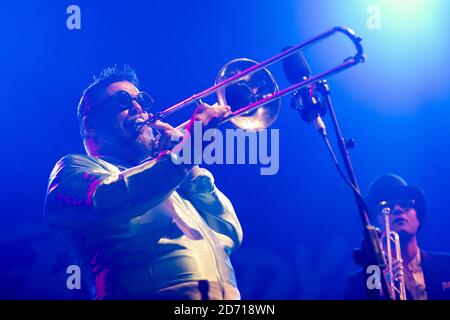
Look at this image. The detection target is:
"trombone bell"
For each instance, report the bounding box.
[215,58,280,130]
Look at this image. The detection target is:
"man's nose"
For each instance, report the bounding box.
[128,100,144,116]
[392,204,406,215]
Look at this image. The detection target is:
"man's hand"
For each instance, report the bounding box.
[187,103,232,132]
[148,120,183,155]
[171,103,232,164]
[392,258,405,281]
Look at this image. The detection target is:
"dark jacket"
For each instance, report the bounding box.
[344,251,450,300]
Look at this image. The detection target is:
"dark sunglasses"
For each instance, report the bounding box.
[378,199,416,213]
[98,90,154,113]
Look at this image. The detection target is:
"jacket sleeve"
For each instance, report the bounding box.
[44,152,191,228]
[178,167,243,252]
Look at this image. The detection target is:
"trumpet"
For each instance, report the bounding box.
[136,26,366,131]
[380,203,408,300]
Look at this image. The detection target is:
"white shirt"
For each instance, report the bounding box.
[404,249,428,300]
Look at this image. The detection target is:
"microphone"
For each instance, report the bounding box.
[282,47,327,136]
[282,47,312,84]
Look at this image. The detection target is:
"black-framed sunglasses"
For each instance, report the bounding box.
[378,199,416,213]
[98,90,155,113]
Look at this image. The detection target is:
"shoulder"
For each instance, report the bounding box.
[53,154,104,169]
[49,154,118,178]
[421,250,450,299]
[421,250,450,279]
[422,250,450,266]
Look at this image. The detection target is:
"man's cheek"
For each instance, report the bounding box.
[117,121,131,135]
[140,130,153,143]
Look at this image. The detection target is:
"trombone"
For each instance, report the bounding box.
[137,26,366,131]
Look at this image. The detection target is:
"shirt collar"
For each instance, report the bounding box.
[407,248,422,273]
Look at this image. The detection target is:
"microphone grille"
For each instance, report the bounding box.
[282,46,311,84]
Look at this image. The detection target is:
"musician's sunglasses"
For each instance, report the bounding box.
[97,90,154,113]
[378,199,416,213]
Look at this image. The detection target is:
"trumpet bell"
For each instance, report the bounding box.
[215,58,280,130]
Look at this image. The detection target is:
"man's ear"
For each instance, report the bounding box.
[82,115,96,138]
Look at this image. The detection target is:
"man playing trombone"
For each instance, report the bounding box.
[345,174,450,300]
[44,65,243,299]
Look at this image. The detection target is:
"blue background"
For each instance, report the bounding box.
[0,0,449,299]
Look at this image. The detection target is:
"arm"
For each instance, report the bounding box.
[44,152,191,228]
[45,103,232,229]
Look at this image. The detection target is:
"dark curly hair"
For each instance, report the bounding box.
[77,64,140,138]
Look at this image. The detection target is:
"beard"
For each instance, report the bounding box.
[128,126,155,160]
[97,121,155,164]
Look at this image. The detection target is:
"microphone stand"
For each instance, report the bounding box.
[298,79,391,300]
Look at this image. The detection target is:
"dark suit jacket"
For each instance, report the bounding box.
[344,251,450,300]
